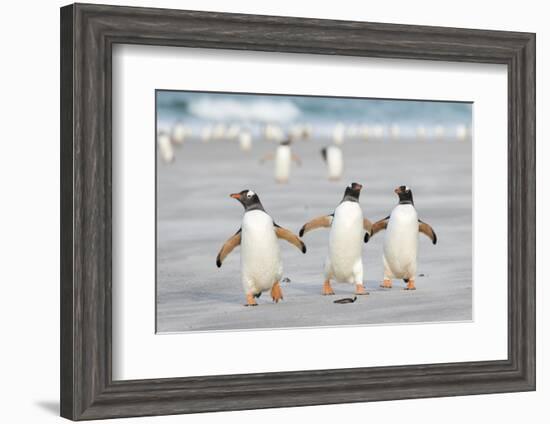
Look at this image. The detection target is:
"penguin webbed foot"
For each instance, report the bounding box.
[355,284,369,295]
[380,279,393,289]
[271,282,284,303]
[245,293,258,306]
[403,279,417,290]
[322,280,335,295]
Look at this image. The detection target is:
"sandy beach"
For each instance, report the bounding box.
[156,136,472,333]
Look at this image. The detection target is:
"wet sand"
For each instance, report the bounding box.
[156,137,472,332]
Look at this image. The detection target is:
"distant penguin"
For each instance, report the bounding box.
[302,123,313,140]
[372,125,385,140]
[212,123,227,140]
[260,139,301,183]
[289,123,313,141]
[346,125,359,138]
[157,132,174,163]
[370,186,437,290]
[201,125,212,143]
[289,124,304,141]
[321,146,343,181]
[226,124,241,140]
[171,122,190,145]
[416,125,427,140]
[264,123,285,142]
[456,124,469,141]
[216,190,306,306]
[390,124,401,140]
[332,122,346,145]
[359,125,370,141]
[434,125,445,140]
[239,130,252,151]
[299,183,373,296]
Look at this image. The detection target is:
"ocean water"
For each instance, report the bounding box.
[156,90,472,138]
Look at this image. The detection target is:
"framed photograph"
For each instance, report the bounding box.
[60,3,535,420]
[155,90,470,332]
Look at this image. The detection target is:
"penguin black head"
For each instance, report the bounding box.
[395,185,414,205]
[342,182,363,203]
[280,138,292,146]
[230,189,265,212]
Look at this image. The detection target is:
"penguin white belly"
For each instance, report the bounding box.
[240,210,283,294]
[239,132,252,151]
[275,145,291,182]
[326,146,343,180]
[158,133,174,163]
[171,123,187,145]
[383,205,418,279]
[326,202,364,284]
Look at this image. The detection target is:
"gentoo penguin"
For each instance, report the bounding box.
[212,123,227,140]
[299,183,373,296]
[260,139,301,183]
[370,185,437,290]
[359,125,369,141]
[238,130,253,152]
[390,124,401,140]
[302,123,313,140]
[171,122,191,145]
[456,124,469,141]
[289,124,304,141]
[216,190,306,306]
[201,125,213,143]
[372,125,385,140]
[346,125,358,138]
[289,123,313,141]
[226,124,241,140]
[157,131,174,163]
[416,125,427,140]
[332,122,346,145]
[263,123,285,142]
[434,125,445,141]
[321,146,343,181]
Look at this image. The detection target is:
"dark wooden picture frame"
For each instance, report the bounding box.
[60,3,536,420]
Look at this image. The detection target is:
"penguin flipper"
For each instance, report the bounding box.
[363,218,373,242]
[366,216,390,242]
[418,220,437,245]
[274,224,307,253]
[259,152,274,163]
[216,228,242,267]
[298,215,333,237]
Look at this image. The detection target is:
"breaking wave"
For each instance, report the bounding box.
[188,98,301,123]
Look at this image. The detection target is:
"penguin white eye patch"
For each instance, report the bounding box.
[246,190,255,198]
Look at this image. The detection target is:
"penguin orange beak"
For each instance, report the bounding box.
[394,186,402,194]
[230,193,241,200]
